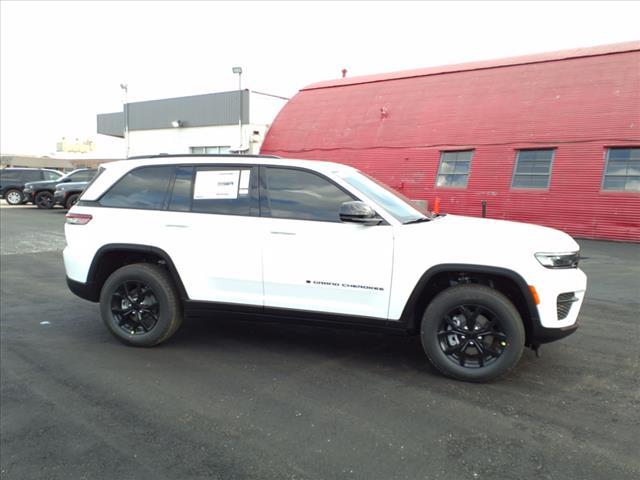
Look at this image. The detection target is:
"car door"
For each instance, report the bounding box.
[259,166,394,319]
[158,164,263,306]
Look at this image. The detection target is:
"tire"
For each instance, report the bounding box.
[99,263,183,347]
[4,189,23,205]
[65,193,80,210]
[421,284,525,382]
[35,190,54,209]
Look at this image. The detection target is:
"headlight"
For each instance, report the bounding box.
[535,252,580,269]
[23,186,33,192]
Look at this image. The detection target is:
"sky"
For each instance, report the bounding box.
[1,0,639,158]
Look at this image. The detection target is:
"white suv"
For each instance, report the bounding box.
[64,155,587,382]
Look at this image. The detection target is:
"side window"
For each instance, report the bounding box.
[436,151,473,188]
[168,166,194,212]
[0,170,20,181]
[22,170,42,182]
[512,149,554,188]
[602,148,640,192]
[191,166,254,215]
[100,166,174,210]
[261,167,355,222]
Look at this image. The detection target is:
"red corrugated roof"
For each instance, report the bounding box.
[303,41,640,91]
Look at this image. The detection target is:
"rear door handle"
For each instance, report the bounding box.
[270,231,296,236]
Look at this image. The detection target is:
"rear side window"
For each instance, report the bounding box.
[0,170,21,181]
[191,166,254,215]
[261,167,355,222]
[21,170,43,182]
[100,166,173,210]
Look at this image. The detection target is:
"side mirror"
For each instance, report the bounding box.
[62,177,71,182]
[339,201,382,226]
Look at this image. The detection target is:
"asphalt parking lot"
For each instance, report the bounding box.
[1,203,639,480]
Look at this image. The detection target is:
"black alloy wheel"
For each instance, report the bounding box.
[421,284,525,382]
[437,304,507,368]
[35,191,54,209]
[99,263,183,347]
[110,281,160,335]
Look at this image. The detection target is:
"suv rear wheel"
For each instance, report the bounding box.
[421,284,525,382]
[99,263,183,347]
[65,193,80,210]
[4,189,23,205]
[35,191,54,209]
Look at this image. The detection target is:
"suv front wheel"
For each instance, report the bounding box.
[35,191,54,209]
[421,284,525,382]
[99,263,183,347]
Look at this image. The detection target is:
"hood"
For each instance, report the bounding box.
[410,214,579,255]
[24,179,61,189]
[56,181,88,190]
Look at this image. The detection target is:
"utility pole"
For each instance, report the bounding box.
[232,67,243,153]
[120,83,129,158]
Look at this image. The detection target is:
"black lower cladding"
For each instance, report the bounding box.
[67,277,99,302]
[66,262,579,345]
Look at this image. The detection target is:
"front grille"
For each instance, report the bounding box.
[557,292,578,320]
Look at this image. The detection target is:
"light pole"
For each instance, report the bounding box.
[232,67,243,153]
[120,83,129,158]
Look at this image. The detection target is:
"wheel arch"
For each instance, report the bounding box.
[399,264,539,345]
[82,244,188,302]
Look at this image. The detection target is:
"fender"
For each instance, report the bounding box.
[398,263,540,334]
[77,243,189,301]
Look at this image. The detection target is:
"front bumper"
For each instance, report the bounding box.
[22,191,34,203]
[531,268,587,329]
[530,322,579,345]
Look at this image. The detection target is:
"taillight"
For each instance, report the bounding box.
[65,213,92,225]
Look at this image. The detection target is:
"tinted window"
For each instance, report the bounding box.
[602,148,640,192]
[22,170,42,182]
[436,151,473,188]
[511,149,554,189]
[262,167,354,222]
[168,166,194,212]
[69,170,96,182]
[0,170,21,181]
[100,166,173,210]
[191,166,253,215]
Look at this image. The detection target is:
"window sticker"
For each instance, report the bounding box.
[239,169,250,195]
[193,170,240,199]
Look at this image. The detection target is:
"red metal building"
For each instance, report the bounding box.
[261,42,640,242]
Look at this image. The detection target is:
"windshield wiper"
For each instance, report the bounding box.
[403,217,431,225]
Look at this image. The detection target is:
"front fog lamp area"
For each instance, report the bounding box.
[535,252,580,269]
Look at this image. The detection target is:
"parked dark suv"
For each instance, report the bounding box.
[0,168,63,205]
[53,181,90,209]
[23,168,98,209]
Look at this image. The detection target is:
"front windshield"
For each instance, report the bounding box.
[340,170,429,223]
[58,169,79,181]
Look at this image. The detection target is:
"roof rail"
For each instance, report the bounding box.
[127,153,281,160]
